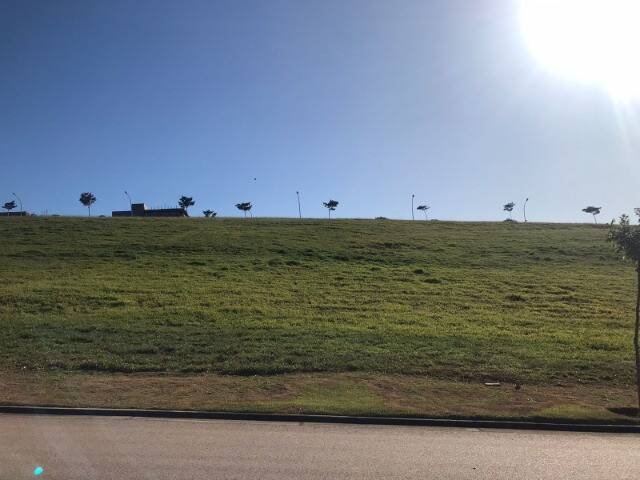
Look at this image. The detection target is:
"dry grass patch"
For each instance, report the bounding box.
[1,372,637,424]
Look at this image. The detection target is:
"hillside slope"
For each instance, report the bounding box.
[0,217,634,387]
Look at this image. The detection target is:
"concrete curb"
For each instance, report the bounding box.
[1,405,640,433]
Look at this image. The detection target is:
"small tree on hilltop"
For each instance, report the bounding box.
[203,209,216,218]
[79,192,96,216]
[3,200,17,213]
[416,204,430,220]
[609,212,640,413]
[179,196,195,212]
[583,206,602,224]
[235,202,252,218]
[503,202,515,220]
[323,200,339,219]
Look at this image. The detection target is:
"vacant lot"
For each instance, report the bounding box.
[1,217,636,421]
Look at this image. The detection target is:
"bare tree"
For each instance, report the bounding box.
[79,192,96,216]
[583,206,602,224]
[323,200,339,219]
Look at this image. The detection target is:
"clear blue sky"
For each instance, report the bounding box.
[1,0,639,220]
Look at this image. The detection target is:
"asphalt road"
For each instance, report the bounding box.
[2,414,640,479]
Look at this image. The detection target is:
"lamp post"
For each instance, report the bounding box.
[124,190,132,215]
[523,197,529,223]
[411,194,415,221]
[296,191,302,220]
[12,192,22,213]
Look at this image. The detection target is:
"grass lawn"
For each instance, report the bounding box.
[1,217,637,422]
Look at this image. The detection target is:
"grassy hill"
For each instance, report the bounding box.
[1,216,635,387]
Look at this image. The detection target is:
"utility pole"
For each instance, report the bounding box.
[411,194,415,221]
[124,191,132,215]
[12,192,22,213]
[296,191,302,220]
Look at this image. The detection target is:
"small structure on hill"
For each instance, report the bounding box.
[0,211,28,217]
[112,203,188,217]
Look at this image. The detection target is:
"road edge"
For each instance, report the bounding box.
[1,405,639,433]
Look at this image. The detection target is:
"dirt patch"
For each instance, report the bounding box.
[1,371,638,424]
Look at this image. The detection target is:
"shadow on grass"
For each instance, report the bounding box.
[608,407,639,418]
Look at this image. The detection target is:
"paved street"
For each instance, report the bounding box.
[2,414,640,479]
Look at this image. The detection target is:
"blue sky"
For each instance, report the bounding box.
[1,0,639,220]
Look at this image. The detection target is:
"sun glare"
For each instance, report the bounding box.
[519,0,640,100]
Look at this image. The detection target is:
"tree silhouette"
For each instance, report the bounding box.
[609,212,640,413]
[202,209,216,218]
[79,192,96,216]
[179,196,195,212]
[235,202,252,218]
[416,204,430,220]
[583,206,602,224]
[323,200,339,219]
[503,202,515,220]
[3,200,17,213]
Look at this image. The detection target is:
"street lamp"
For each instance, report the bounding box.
[411,194,415,221]
[523,197,529,223]
[124,191,132,215]
[12,192,22,213]
[296,191,302,219]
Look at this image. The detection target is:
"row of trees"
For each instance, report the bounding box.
[76,192,345,219]
[76,193,340,219]
[3,192,606,223]
[172,196,342,220]
[501,199,602,224]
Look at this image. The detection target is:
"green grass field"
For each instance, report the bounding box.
[1,217,637,421]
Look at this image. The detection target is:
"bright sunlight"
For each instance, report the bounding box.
[519,0,640,100]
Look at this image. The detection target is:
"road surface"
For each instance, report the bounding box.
[2,414,640,479]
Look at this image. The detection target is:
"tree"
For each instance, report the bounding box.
[235,202,252,218]
[503,202,515,220]
[583,206,602,224]
[323,200,339,219]
[202,209,216,218]
[3,200,17,213]
[609,212,640,413]
[416,204,430,220]
[79,192,96,216]
[179,196,195,212]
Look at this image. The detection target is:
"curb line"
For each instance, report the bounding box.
[1,405,639,433]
